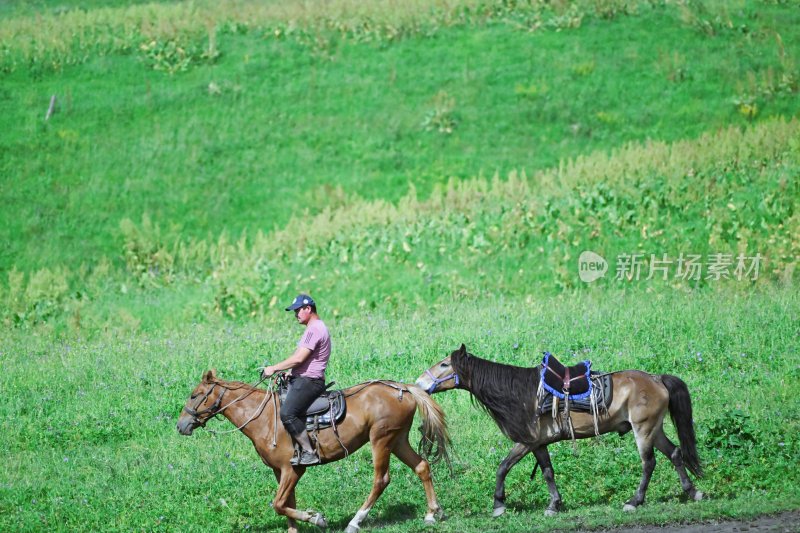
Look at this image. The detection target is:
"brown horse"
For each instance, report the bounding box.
[415,345,703,517]
[177,370,450,533]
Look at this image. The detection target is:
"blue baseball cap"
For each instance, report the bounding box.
[285,294,315,311]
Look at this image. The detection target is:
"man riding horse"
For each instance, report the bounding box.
[261,294,330,466]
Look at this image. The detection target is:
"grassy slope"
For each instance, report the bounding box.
[2,3,799,272]
[1,290,797,531]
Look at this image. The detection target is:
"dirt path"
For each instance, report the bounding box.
[601,511,799,533]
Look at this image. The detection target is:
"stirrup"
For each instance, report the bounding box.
[297,450,320,466]
[289,445,301,466]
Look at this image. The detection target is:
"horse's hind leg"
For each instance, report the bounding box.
[344,435,394,533]
[624,424,657,511]
[532,446,563,516]
[392,433,444,525]
[493,442,530,517]
[654,430,703,501]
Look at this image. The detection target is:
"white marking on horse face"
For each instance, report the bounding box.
[415,375,431,390]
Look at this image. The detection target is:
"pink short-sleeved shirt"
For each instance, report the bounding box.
[294,319,331,379]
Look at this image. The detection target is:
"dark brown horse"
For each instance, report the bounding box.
[177,370,450,533]
[415,345,703,517]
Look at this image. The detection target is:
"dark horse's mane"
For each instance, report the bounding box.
[452,350,541,443]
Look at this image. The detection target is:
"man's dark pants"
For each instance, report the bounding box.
[280,376,326,436]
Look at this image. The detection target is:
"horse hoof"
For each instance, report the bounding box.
[492,506,506,518]
[424,517,437,526]
[434,507,446,521]
[544,508,558,517]
[311,512,328,528]
[693,490,704,501]
[623,504,637,512]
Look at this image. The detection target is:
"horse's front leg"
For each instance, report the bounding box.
[493,442,531,517]
[532,446,563,516]
[271,468,298,533]
[272,466,327,530]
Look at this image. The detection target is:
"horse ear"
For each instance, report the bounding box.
[203,369,217,382]
[459,343,467,355]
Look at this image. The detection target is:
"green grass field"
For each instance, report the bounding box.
[1,0,799,530]
[2,290,798,531]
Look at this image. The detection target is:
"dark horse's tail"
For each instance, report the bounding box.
[661,374,703,478]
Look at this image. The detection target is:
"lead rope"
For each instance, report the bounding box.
[342,379,406,398]
[271,382,280,447]
[590,382,600,437]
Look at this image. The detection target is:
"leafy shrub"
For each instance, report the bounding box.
[138,36,219,73]
[703,408,758,451]
[2,267,73,326]
[677,0,733,36]
[120,216,175,287]
[206,235,276,319]
[592,0,637,20]
[422,90,458,134]
[545,3,585,30]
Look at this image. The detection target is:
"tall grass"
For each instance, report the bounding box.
[0,0,600,72]
[3,118,797,329]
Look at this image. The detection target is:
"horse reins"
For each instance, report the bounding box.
[183,376,272,434]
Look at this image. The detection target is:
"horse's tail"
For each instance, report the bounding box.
[661,374,703,478]
[405,384,453,468]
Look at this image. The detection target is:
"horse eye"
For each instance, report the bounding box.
[190,394,199,400]
[441,362,451,368]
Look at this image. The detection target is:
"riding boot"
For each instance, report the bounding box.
[290,431,320,466]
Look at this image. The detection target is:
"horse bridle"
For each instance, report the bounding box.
[183,374,275,432]
[182,382,229,427]
[423,369,460,395]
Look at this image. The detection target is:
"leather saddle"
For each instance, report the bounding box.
[538,352,613,414]
[539,372,613,414]
[278,378,347,431]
